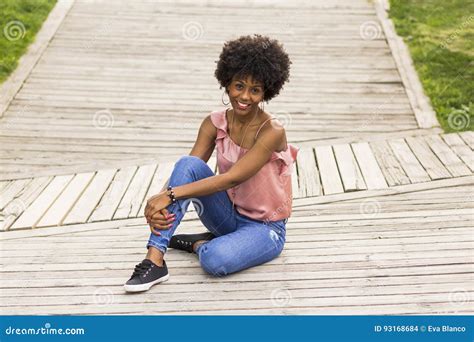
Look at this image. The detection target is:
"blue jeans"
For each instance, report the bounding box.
[147,156,287,276]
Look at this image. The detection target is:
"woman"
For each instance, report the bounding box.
[124,34,298,292]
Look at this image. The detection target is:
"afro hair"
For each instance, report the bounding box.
[214,34,291,102]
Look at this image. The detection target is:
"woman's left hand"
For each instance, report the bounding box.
[144,191,172,223]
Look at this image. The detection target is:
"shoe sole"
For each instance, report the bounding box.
[123,273,169,293]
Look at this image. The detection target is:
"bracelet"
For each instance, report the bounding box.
[166,186,177,203]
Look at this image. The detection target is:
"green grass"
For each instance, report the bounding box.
[0,0,57,83]
[389,0,473,132]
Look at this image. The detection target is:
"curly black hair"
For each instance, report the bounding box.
[214,35,291,102]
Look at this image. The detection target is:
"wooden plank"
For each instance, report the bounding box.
[296,148,322,197]
[405,136,452,180]
[11,175,73,229]
[351,142,388,189]
[0,179,31,210]
[62,169,117,225]
[369,141,410,186]
[36,172,95,227]
[441,133,474,172]
[139,162,175,215]
[423,135,471,177]
[333,144,366,191]
[388,138,430,183]
[88,166,137,222]
[2,176,52,231]
[314,145,344,195]
[459,131,474,150]
[0,181,10,193]
[114,164,157,219]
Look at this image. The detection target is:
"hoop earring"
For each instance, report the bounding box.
[221,90,230,106]
[259,100,265,113]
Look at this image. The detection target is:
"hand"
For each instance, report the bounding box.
[144,191,174,235]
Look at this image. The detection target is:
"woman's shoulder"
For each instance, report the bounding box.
[256,112,287,152]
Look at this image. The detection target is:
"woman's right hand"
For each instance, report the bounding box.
[146,208,175,236]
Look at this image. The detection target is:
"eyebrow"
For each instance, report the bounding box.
[236,80,263,87]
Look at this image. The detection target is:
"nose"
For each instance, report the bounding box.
[240,88,250,101]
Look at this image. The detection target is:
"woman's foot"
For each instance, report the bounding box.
[169,232,215,253]
[123,259,169,293]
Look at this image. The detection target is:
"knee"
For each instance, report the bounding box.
[175,156,207,174]
[176,155,205,166]
[198,243,233,277]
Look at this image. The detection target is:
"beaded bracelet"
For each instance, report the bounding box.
[166,186,177,203]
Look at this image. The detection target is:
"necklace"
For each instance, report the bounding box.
[228,107,261,208]
[230,107,260,156]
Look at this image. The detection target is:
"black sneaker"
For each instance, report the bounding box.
[123,259,169,293]
[169,232,215,253]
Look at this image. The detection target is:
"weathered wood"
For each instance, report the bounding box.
[405,136,452,180]
[139,162,175,214]
[36,172,95,227]
[296,148,322,197]
[1,177,52,231]
[63,169,117,225]
[114,164,157,219]
[423,135,471,177]
[333,144,366,191]
[0,179,31,210]
[388,138,430,183]
[314,145,344,195]
[374,0,439,128]
[441,133,474,172]
[351,142,388,189]
[11,175,73,229]
[459,131,474,150]
[88,166,137,222]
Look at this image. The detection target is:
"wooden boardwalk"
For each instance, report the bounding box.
[0,0,440,180]
[0,0,472,315]
[1,177,472,314]
[1,131,472,231]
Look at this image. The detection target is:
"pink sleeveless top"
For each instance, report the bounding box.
[210,108,299,222]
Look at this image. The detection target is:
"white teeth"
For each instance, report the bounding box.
[237,101,249,108]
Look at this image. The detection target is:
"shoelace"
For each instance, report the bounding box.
[132,261,152,277]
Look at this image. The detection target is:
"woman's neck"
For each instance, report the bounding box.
[230,108,262,127]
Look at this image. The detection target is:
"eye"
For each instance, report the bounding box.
[235,83,243,90]
[251,88,261,94]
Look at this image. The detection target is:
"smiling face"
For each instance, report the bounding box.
[227,75,264,117]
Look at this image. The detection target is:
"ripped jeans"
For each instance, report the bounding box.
[147,156,287,276]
